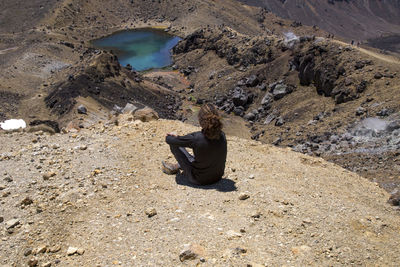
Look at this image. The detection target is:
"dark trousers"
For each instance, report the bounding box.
[169,145,200,185]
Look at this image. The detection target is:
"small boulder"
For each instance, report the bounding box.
[77,105,87,114]
[246,75,259,87]
[355,107,366,116]
[376,108,389,117]
[261,93,273,106]
[272,84,292,100]
[275,117,285,126]
[133,107,159,122]
[388,192,400,206]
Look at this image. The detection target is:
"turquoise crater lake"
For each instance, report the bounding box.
[92,29,181,71]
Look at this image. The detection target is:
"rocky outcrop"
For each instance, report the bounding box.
[174,27,275,67]
[291,44,368,104]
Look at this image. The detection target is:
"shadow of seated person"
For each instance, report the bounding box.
[175,173,237,192]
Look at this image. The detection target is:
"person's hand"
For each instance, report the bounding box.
[166,132,177,137]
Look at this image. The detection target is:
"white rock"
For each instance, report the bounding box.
[226,230,242,239]
[239,192,250,200]
[67,247,78,255]
[6,219,20,229]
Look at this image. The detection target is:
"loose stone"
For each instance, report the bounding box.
[226,230,242,239]
[67,247,78,256]
[43,172,56,180]
[36,245,47,254]
[48,245,61,253]
[28,258,38,267]
[239,192,250,200]
[145,208,157,217]
[24,248,33,256]
[6,218,20,229]
[179,249,198,262]
[179,244,205,262]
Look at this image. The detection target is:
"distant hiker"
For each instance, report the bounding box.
[351,40,354,45]
[163,103,227,185]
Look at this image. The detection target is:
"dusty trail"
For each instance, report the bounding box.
[332,40,400,65]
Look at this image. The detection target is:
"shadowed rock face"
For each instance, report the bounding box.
[239,0,400,51]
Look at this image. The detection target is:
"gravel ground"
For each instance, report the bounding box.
[0,118,399,266]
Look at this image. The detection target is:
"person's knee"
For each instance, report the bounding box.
[169,144,179,154]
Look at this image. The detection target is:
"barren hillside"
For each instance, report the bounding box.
[240,0,400,53]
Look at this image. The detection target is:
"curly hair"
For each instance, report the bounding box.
[198,103,223,140]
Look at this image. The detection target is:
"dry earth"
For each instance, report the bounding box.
[1,118,399,266]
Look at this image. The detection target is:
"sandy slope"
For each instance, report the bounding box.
[1,118,399,266]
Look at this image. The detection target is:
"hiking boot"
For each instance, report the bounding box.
[162,161,180,175]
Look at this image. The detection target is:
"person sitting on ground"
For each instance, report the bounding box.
[162,103,227,185]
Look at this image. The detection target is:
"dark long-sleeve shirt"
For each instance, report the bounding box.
[166,131,227,184]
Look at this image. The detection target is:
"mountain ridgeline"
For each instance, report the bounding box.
[240,0,400,53]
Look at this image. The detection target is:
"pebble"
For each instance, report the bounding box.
[74,145,88,150]
[35,245,47,254]
[251,211,262,219]
[48,245,61,253]
[6,218,20,229]
[233,247,247,255]
[4,176,13,182]
[24,248,33,256]
[79,145,88,150]
[51,144,60,149]
[42,262,52,267]
[0,216,3,223]
[0,184,6,190]
[249,174,255,179]
[21,197,34,206]
[179,249,198,262]
[239,192,250,200]
[77,248,85,255]
[145,208,157,217]
[179,244,204,262]
[226,230,242,239]
[43,172,56,180]
[28,258,38,267]
[67,247,78,256]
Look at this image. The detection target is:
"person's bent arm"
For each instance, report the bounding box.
[165,133,196,148]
